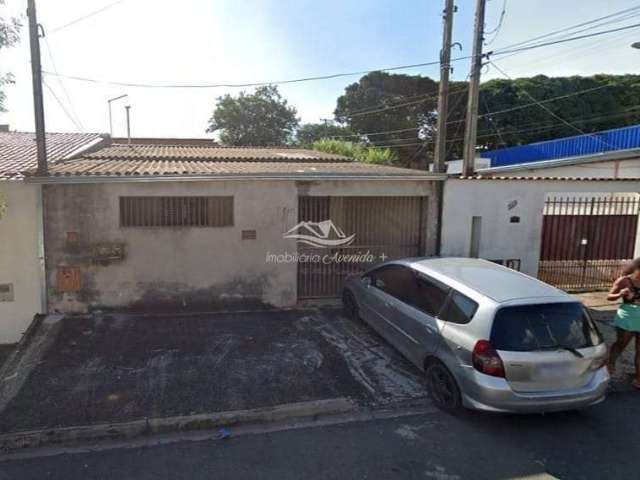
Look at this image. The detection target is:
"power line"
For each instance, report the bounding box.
[479,83,612,117]
[487,60,615,150]
[484,0,507,46]
[494,5,640,51]
[49,0,127,34]
[490,21,640,57]
[333,82,613,139]
[43,79,83,131]
[43,37,84,131]
[40,21,640,90]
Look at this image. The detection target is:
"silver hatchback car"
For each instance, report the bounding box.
[342,257,609,413]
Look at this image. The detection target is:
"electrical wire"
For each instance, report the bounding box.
[43,37,84,131]
[49,0,127,34]
[333,83,615,139]
[484,0,507,46]
[487,60,615,150]
[493,5,640,51]
[40,21,640,90]
[43,79,84,131]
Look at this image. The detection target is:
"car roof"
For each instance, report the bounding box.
[403,257,569,303]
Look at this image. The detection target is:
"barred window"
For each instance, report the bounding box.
[120,196,233,227]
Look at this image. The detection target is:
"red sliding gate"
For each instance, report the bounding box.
[538,196,640,290]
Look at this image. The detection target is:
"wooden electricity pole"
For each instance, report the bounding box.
[433,0,456,174]
[462,0,487,177]
[27,0,47,175]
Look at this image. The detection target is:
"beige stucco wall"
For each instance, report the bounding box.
[441,178,640,278]
[43,179,437,313]
[0,181,43,343]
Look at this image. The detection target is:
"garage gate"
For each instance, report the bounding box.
[297,196,428,299]
[537,195,640,290]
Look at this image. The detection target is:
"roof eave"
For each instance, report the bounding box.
[24,173,447,184]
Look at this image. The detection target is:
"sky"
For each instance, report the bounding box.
[0,0,640,139]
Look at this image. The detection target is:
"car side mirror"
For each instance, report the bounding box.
[361,276,371,288]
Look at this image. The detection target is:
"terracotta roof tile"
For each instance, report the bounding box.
[0,132,104,179]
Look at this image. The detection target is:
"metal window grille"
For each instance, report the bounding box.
[120,196,233,227]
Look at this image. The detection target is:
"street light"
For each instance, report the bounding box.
[107,94,128,137]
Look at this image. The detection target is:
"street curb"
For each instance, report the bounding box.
[0,397,356,452]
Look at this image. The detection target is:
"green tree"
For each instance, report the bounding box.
[206,85,299,146]
[477,74,640,151]
[312,138,396,165]
[334,71,468,167]
[0,0,21,112]
[296,122,354,146]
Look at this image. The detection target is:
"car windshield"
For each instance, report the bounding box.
[490,302,603,352]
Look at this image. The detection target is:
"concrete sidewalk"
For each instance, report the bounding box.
[0,309,428,436]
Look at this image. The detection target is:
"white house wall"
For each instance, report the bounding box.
[0,182,43,343]
[489,157,640,178]
[441,178,640,278]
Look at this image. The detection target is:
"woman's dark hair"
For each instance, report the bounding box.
[623,258,640,276]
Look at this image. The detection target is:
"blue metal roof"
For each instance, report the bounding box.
[480,124,640,167]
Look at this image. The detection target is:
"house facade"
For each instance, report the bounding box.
[0,132,106,343]
[26,144,444,313]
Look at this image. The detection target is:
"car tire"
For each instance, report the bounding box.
[342,290,359,321]
[425,360,463,414]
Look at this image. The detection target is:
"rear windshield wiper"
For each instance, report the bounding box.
[533,345,585,358]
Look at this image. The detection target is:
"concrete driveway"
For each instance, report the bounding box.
[0,308,428,434]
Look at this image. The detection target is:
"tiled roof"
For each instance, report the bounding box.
[455,175,640,181]
[25,144,442,180]
[0,132,104,179]
[81,144,352,162]
[30,159,439,179]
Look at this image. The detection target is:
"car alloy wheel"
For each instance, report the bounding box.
[425,361,462,413]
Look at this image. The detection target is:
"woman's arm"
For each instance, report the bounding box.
[608,277,631,302]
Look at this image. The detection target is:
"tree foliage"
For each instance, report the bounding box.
[0,0,21,112]
[333,71,640,166]
[296,122,354,147]
[312,138,396,165]
[477,74,640,151]
[207,85,299,146]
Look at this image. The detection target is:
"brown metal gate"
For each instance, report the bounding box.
[297,196,427,299]
[538,196,640,290]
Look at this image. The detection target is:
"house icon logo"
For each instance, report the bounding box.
[283,220,356,248]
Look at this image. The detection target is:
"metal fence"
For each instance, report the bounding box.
[538,196,640,291]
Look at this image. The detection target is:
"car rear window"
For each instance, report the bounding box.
[490,302,603,352]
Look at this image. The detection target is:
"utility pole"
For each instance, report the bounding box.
[462,0,487,177]
[27,0,47,175]
[433,0,456,173]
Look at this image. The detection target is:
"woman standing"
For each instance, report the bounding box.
[607,258,640,389]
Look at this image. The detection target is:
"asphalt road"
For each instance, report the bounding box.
[2,390,639,480]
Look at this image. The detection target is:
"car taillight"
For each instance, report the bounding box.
[472,340,505,378]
